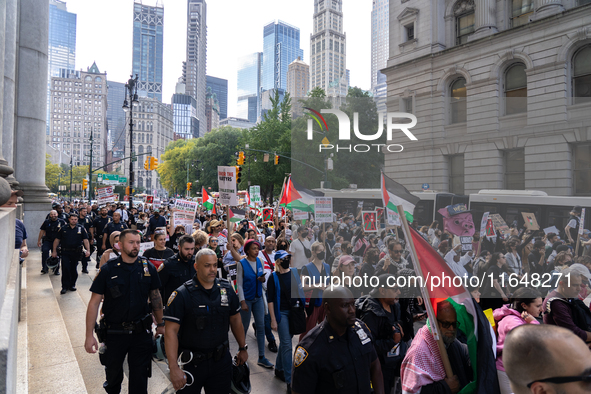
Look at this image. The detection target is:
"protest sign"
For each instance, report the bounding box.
[293,208,308,221]
[543,226,560,235]
[263,208,274,222]
[460,236,473,251]
[174,199,198,229]
[139,242,154,255]
[315,197,333,223]
[249,186,261,205]
[362,211,378,232]
[153,198,161,210]
[490,213,511,237]
[146,195,154,204]
[438,204,475,237]
[97,186,113,197]
[579,208,586,236]
[386,208,401,226]
[521,212,540,230]
[480,212,490,238]
[217,166,238,206]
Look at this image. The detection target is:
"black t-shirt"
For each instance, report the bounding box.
[142,247,174,269]
[267,271,298,311]
[482,265,502,297]
[167,232,183,254]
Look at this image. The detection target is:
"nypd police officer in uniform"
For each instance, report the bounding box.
[38,210,66,274]
[85,229,165,394]
[291,286,384,394]
[157,234,196,302]
[164,248,248,393]
[79,206,94,273]
[52,212,90,294]
[93,206,112,267]
[103,211,128,251]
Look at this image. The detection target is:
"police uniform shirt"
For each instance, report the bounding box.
[90,257,161,324]
[104,221,128,239]
[157,254,196,303]
[40,218,66,242]
[57,224,89,249]
[80,215,93,234]
[163,276,240,347]
[93,216,111,237]
[292,319,378,394]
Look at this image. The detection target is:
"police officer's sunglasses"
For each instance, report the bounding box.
[527,373,591,388]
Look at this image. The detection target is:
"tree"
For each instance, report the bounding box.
[45,154,64,192]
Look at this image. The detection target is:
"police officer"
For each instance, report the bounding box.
[164,248,248,393]
[291,286,385,394]
[79,206,94,273]
[38,210,66,274]
[103,211,128,252]
[93,206,112,267]
[157,234,196,302]
[52,213,90,294]
[85,229,164,394]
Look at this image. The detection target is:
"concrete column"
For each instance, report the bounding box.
[2,0,17,186]
[533,0,564,20]
[14,0,51,242]
[468,0,498,41]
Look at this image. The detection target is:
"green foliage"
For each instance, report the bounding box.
[45,154,63,192]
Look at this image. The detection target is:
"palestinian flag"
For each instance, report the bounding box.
[279,177,323,213]
[404,224,500,394]
[211,203,217,216]
[381,172,420,223]
[245,191,252,207]
[229,208,246,223]
[202,187,214,210]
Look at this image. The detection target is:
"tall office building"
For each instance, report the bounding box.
[46,63,108,168]
[310,0,347,97]
[205,89,220,133]
[185,0,207,136]
[132,0,164,101]
[106,81,127,157]
[262,20,304,91]
[47,0,77,136]
[287,57,310,98]
[371,0,389,112]
[172,79,200,139]
[206,75,228,119]
[237,52,262,124]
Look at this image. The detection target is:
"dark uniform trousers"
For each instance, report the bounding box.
[99,331,152,394]
[178,350,232,394]
[41,240,54,271]
[61,250,80,290]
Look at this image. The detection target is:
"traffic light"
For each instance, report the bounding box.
[187,182,192,191]
[237,151,245,165]
[274,154,279,165]
[150,157,158,170]
[144,157,151,170]
[236,166,242,183]
[125,186,132,195]
[82,179,88,190]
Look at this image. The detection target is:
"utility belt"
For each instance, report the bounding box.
[42,237,56,244]
[103,314,152,335]
[61,246,83,254]
[180,340,229,364]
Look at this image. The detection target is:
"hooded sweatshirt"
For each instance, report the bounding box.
[493,305,539,371]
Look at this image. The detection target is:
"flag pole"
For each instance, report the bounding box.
[397,204,454,378]
[276,176,287,215]
[226,205,232,235]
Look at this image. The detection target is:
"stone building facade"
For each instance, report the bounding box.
[382,0,591,196]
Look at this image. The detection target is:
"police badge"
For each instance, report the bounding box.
[294,346,308,367]
[220,288,229,306]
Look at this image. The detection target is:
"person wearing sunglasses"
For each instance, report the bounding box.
[375,239,408,276]
[401,300,472,394]
[503,324,591,394]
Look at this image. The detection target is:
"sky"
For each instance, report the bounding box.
[63,0,373,118]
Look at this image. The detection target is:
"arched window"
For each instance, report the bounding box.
[450,78,467,124]
[454,0,475,45]
[84,76,92,82]
[573,45,591,105]
[504,63,527,115]
[95,77,102,83]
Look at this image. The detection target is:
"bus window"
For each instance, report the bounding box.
[414,200,434,227]
[505,205,541,229]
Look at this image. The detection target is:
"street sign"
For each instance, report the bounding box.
[119,177,128,184]
[103,174,119,181]
[422,183,430,190]
[97,174,103,182]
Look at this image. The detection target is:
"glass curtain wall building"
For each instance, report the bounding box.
[47,0,76,136]
[106,81,127,157]
[262,20,304,91]
[237,52,262,124]
[132,0,164,101]
[185,0,207,136]
[371,0,389,112]
[206,75,228,120]
[172,94,200,139]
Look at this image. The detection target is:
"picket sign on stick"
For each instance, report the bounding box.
[397,204,454,378]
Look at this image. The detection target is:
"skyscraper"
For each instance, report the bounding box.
[172,79,200,139]
[310,0,347,97]
[371,0,389,112]
[206,75,228,120]
[106,81,127,157]
[185,0,207,136]
[47,0,76,136]
[132,0,164,101]
[262,20,304,92]
[237,52,262,124]
[287,57,310,98]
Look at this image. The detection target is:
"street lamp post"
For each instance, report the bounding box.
[122,74,139,209]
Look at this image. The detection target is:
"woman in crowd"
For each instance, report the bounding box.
[142,228,174,269]
[98,231,121,268]
[300,241,331,339]
[494,288,542,394]
[332,254,361,298]
[428,220,440,244]
[191,229,209,253]
[505,238,523,277]
[267,251,305,393]
[472,250,491,277]
[167,224,186,254]
[480,252,510,311]
[276,238,289,251]
[207,235,224,277]
[359,247,381,295]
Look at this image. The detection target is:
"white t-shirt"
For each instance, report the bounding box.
[290,238,311,270]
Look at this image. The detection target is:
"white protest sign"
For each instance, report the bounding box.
[293,208,308,221]
[460,236,473,251]
[97,186,114,197]
[249,186,261,204]
[314,197,333,223]
[174,199,198,229]
[386,208,401,226]
[217,166,238,206]
[579,208,586,236]
[139,242,154,255]
[543,226,560,235]
[480,212,490,238]
[153,198,161,210]
[97,194,115,206]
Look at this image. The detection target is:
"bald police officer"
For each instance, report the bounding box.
[164,248,248,393]
[52,213,90,294]
[38,210,66,274]
[291,286,384,394]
